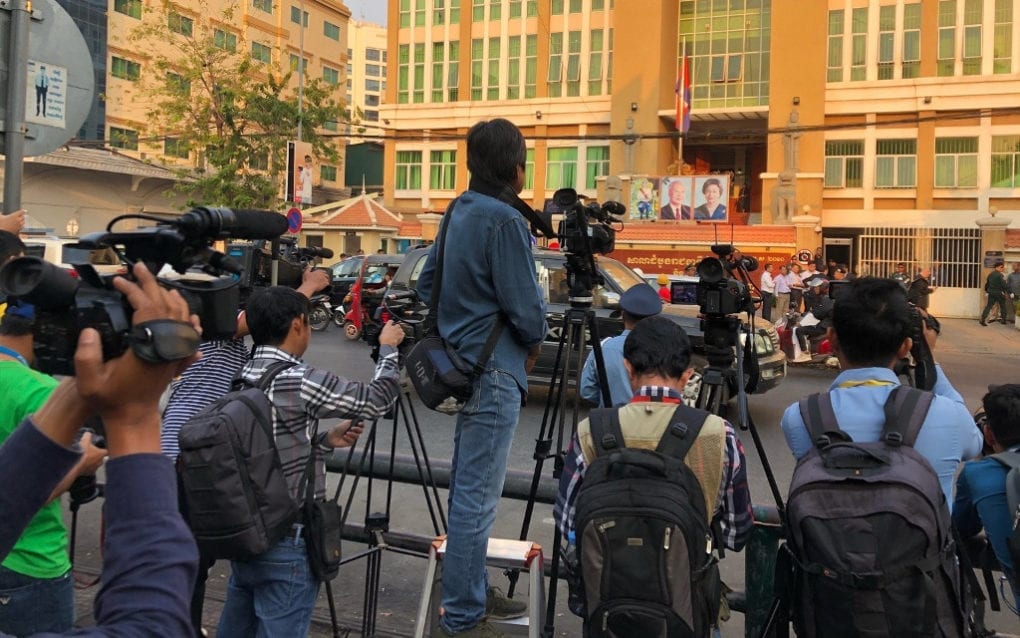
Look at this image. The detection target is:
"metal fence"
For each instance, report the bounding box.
[857,227,982,288]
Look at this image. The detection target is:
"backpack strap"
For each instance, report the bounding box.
[880,385,934,448]
[588,407,626,457]
[655,405,710,462]
[990,451,1020,515]
[255,360,298,391]
[798,392,851,449]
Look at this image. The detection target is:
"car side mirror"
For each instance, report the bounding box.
[602,291,620,308]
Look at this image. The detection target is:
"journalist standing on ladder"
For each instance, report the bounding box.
[417,118,548,637]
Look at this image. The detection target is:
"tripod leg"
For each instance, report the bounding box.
[324,579,341,638]
[401,393,447,534]
[543,527,563,638]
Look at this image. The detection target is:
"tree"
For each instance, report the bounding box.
[122,1,345,209]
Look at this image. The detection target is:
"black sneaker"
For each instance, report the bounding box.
[438,620,507,637]
[980,320,988,326]
[485,586,527,620]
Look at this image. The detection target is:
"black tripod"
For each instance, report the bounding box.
[329,385,447,637]
[511,278,612,636]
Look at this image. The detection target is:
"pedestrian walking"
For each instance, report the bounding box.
[981,262,1009,326]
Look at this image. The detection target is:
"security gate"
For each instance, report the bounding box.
[856,227,983,317]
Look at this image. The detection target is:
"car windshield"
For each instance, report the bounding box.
[597,257,646,291]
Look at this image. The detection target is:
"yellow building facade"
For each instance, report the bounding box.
[382,0,1020,317]
[103,0,351,188]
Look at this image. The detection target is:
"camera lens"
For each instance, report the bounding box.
[0,256,80,309]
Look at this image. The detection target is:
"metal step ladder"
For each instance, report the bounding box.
[413,536,545,638]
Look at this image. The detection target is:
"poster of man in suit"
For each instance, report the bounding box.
[659,176,694,220]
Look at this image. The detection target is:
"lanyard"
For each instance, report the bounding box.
[0,346,28,367]
[837,379,895,388]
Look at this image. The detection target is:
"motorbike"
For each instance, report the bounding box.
[308,294,336,332]
[774,310,835,365]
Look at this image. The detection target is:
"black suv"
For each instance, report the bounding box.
[389,247,786,398]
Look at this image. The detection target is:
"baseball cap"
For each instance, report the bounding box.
[620,284,663,318]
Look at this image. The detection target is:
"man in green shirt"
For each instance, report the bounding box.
[0,304,105,635]
[981,261,1009,326]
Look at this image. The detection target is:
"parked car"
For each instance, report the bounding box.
[389,247,786,399]
[19,232,125,277]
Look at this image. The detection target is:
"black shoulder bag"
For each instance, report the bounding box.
[405,199,503,412]
[299,426,343,583]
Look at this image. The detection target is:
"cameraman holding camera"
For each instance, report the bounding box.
[416,119,548,637]
[0,281,105,635]
[781,277,982,505]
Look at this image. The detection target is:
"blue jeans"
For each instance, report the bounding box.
[440,369,522,634]
[216,532,320,638]
[0,564,73,635]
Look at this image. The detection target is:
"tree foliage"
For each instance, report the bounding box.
[125,1,345,209]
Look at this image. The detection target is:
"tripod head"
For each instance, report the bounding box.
[563,252,603,308]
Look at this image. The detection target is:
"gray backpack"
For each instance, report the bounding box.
[177,361,299,560]
[781,386,972,637]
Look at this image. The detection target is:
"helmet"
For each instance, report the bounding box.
[656,274,670,286]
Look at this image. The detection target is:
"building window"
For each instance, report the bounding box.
[323,66,339,85]
[875,139,917,189]
[433,0,446,25]
[165,137,189,159]
[366,79,380,92]
[289,54,308,74]
[938,0,956,76]
[589,30,604,96]
[320,165,337,182]
[682,0,770,108]
[527,0,537,16]
[395,150,422,190]
[290,6,308,26]
[524,148,535,190]
[430,150,457,190]
[903,4,921,78]
[826,11,843,82]
[962,0,982,75]
[585,146,610,190]
[324,21,340,41]
[248,152,269,171]
[934,137,978,188]
[472,0,483,21]
[824,140,863,188]
[363,110,379,121]
[323,120,338,131]
[991,135,1020,188]
[214,29,237,52]
[525,35,537,98]
[413,43,425,103]
[850,7,867,81]
[167,72,191,95]
[448,41,459,101]
[490,0,501,20]
[487,37,500,101]
[565,31,581,97]
[568,0,581,12]
[398,44,409,104]
[252,0,272,14]
[399,0,410,27]
[431,42,445,102]
[366,48,381,62]
[110,126,138,150]
[551,0,563,14]
[471,38,483,100]
[509,0,521,18]
[169,11,192,35]
[878,6,895,80]
[366,64,380,77]
[251,42,272,64]
[548,32,563,98]
[113,0,141,19]
[111,56,141,80]
[994,0,1013,74]
[546,147,578,190]
[365,94,379,106]
[508,36,521,99]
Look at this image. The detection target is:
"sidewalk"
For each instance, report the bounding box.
[936,316,1020,357]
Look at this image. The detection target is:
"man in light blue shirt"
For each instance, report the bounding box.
[781,277,982,507]
[579,283,662,407]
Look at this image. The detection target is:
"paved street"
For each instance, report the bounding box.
[64,317,1020,636]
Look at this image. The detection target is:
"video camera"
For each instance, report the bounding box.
[363,288,429,361]
[906,305,940,391]
[228,238,334,298]
[0,207,289,376]
[552,188,624,306]
[695,244,758,319]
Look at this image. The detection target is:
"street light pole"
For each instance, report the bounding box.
[3,0,32,213]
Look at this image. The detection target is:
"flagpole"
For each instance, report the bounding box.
[679,36,686,178]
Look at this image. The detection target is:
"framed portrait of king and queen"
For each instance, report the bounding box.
[627,175,730,223]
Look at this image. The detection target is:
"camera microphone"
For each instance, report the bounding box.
[306,246,334,259]
[172,207,289,240]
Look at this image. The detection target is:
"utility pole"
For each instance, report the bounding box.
[3,0,32,213]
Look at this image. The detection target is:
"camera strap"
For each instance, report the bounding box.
[431,198,504,377]
[0,345,28,367]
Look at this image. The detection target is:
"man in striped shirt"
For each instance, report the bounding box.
[160,268,329,636]
[216,286,404,637]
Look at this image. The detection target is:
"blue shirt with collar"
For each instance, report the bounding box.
[781,364,983,508]
[579,330,632,407]
[417,190,548,394]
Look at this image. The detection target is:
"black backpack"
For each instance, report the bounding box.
[573,405,720,638]
[989,450,1020,590]
[177,361,299,561]
[780,386,973,638]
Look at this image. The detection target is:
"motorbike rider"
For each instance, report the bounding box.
[793,278,834,361]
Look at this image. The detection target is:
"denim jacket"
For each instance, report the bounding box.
[417,190,548,393]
